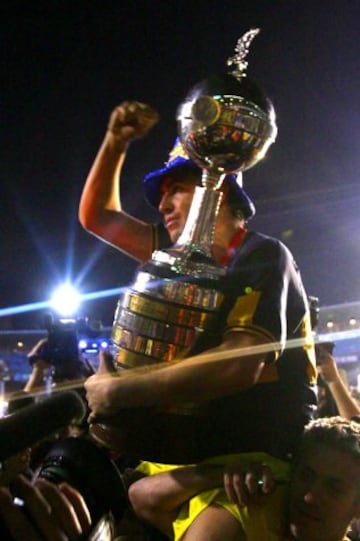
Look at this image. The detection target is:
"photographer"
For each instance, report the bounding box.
[9,337,87,435]
[5,340,54,418]
[0,474,92,541]
[0,387,125,540]
[0,392,93,540]
[29,316,95,385]
[19,339,87,472]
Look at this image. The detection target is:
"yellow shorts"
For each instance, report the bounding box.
[136,452,290,541]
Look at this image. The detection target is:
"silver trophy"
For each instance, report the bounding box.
[177,28,276,178]
[91,29,278,462]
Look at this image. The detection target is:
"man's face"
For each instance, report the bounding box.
[158,170,199,243]
[289,444,360,541]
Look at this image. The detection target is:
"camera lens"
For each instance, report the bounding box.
[35,436,127,525]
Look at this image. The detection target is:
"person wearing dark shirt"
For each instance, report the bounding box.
[80,101,317,540]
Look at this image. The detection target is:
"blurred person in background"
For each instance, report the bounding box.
[316,343,360,420]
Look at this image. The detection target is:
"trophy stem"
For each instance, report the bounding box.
[174,176,224,260]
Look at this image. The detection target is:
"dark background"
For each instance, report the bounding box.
[1,0,360,329]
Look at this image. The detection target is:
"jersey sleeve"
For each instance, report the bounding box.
[221,234,308,360]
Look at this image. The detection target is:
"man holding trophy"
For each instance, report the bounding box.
[79,30,317,540]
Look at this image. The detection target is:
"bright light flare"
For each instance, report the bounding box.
[49,284,81,316]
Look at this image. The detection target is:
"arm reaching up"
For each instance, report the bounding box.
[79,101,160,262]
[317,344,360,419]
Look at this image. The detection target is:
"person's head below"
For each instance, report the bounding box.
[143,138,256,244]
[289,416,360,541]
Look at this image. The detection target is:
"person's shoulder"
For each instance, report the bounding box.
[242,231,301,274]
[244,230,293,256]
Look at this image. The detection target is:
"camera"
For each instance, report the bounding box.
[0,436,128,540]
[315,341,336,365]
[0,391,129,540]
[28,314,106,381]
[45,316,79,367]
[35,436,127,530]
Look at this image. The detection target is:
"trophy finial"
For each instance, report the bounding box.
[227,28,260,81]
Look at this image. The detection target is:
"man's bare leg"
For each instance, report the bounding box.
[128,465,224,537]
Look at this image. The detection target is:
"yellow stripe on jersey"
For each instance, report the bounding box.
[226,290,262,328]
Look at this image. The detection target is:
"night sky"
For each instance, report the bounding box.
[2,0,360,329]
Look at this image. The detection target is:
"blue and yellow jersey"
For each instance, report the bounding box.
[154,225,317,460]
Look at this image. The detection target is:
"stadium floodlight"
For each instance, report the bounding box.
[49,283,81,316]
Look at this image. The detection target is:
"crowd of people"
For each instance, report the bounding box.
[1,95,360,541]
[1,370,360,541]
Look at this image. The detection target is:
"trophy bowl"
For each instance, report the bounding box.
[177,72,277,178]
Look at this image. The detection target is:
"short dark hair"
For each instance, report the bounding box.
[297,416,360,462]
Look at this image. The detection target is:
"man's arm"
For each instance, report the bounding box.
[128,465,224,537]
[22,339,51,394]
[85,331,270,416]
[317,345,360,419]
[78,101,159,263]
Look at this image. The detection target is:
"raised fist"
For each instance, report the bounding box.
[107,100,159,142]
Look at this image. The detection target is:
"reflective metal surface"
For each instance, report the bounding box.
[177,94,277,175]
[112,259,224,368]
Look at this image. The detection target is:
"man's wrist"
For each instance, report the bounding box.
[327,375,342,387]
[104,130,131,156]
[105,129,131,152]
